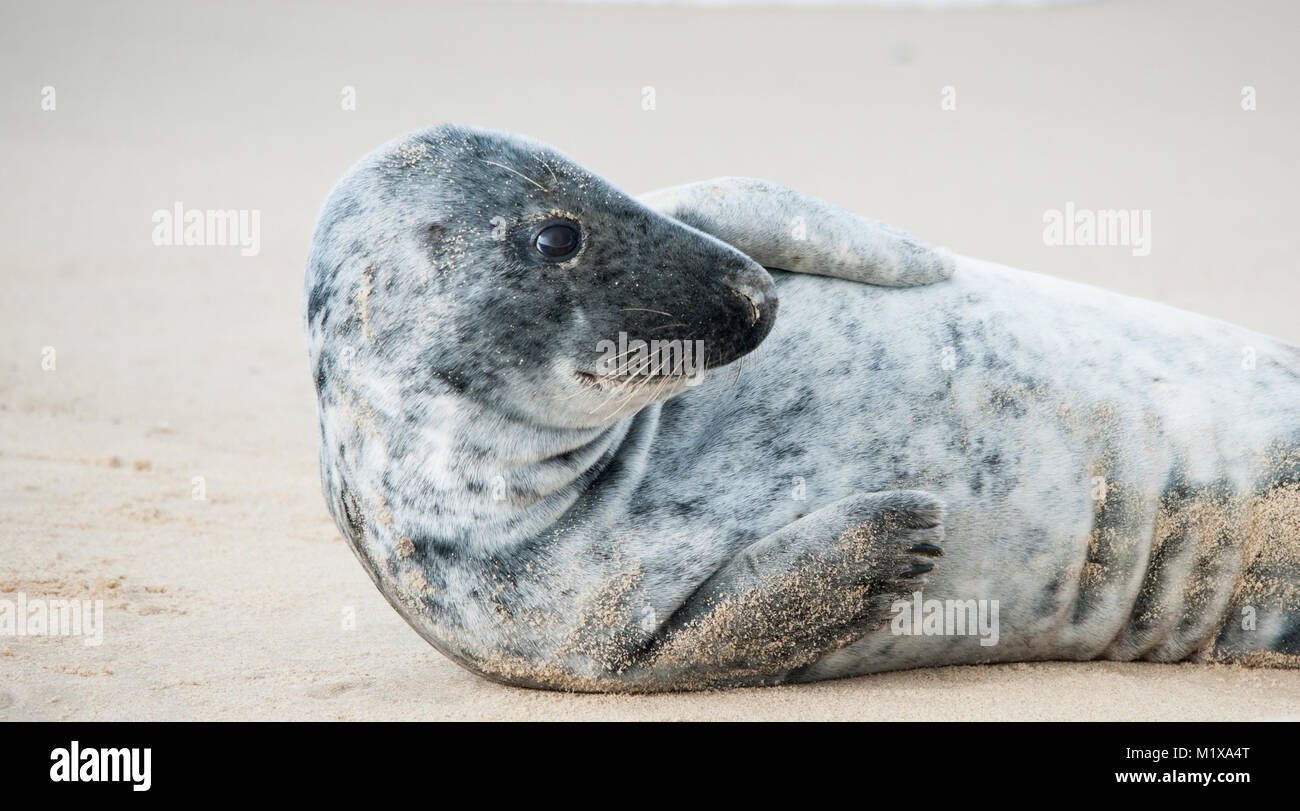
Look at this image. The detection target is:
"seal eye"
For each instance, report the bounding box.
[534,223,580,259]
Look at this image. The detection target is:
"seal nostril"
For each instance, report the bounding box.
[739,291,761,326]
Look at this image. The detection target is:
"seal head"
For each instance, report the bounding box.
[306,124,777,431]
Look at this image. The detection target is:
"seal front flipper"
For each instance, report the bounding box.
[643,490,945,688]
[639,177,954,287]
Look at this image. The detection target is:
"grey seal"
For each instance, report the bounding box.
[304,124,1300,691]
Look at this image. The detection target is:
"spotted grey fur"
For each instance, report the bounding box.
[305,124,1300,691]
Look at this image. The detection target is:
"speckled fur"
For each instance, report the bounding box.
[305,124,1300,692]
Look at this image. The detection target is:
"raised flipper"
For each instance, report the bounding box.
[641,490,945,688]
[640,177,954,287]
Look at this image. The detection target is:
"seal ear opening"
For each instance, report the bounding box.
[420,222,446,263]
[639,177,954,288]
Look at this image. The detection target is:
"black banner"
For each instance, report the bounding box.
[2,722,1287,796]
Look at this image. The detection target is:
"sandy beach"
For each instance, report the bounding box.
[2,0,1299,720]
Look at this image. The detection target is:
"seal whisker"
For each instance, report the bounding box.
[538,159,559,186]
[619,307,677,319]
[478,159,549,192]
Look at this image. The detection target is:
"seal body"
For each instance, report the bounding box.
[707,262,1300,678]
[305,124,1300,691]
